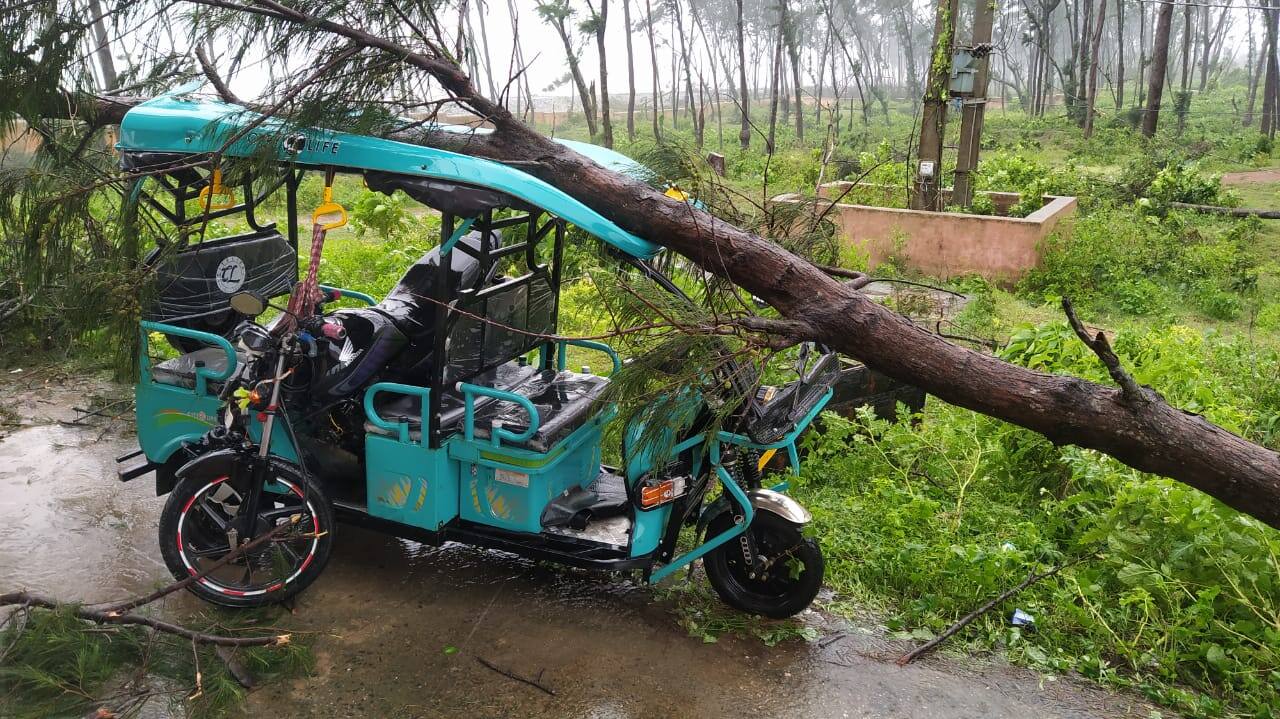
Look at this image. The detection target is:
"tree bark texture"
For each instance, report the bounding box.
[1141,0,1174,137]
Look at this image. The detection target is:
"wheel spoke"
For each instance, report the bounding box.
[186,544,232,558]
[276,541,302,565]
[197,498,230,531]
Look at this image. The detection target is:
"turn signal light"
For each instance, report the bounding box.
[639,477,687,508]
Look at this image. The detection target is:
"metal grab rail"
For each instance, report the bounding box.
[363,382,431,445]
[140,321,238,396]
[554,338,622,376]
[456,382,540,447]
[317,284,378,307]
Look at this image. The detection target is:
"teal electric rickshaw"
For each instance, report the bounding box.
[115,86,838,618]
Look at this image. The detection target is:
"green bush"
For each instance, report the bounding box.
[350,189,412,239]
[1022,206,1259,322]
[974,151,1089,217]
[794,320,1280,718]
[1147,163,1238,209]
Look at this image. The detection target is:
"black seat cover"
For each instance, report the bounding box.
[144,229,296,352]
[471,369,609,452]
[318,232,494,401]
[365,362,609,452]
[374,231,488,338]
[367,360,539,436]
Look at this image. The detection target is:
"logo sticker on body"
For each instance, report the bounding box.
[215,256,246,294]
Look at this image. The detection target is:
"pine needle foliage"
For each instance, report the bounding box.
[0,604,312,718]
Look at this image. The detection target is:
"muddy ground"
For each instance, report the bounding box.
[0,368,1159,718]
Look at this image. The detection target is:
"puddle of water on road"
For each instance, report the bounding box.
[0,424,170,602]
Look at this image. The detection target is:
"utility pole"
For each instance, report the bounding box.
[952,0,996,207]
[911,0,959,211]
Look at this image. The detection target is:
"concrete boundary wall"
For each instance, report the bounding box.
[773,183,1077,284]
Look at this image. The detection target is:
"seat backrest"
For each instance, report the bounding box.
[442,270,555,386]
[376,231,489,337]
[144,229,296,342]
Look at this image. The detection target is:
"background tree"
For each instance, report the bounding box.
[539,0,600,140]
[585,0,614,148]
[1141,0,1174,137]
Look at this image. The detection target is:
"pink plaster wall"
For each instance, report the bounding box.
[776,185,1077,284]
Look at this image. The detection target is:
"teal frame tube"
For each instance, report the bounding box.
[456,382,540,446]
[364,382,431,444]
[554,339,622,375]
[647,388,832,583]
[649,438,755,583]
[439,217,477,255]
[317,284,377,307]
[139,321,237,395]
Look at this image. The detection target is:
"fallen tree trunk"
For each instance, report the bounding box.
[62,3,1280,530]
[1171,201,1280,219]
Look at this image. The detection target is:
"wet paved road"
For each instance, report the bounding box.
[0,373,1155,718]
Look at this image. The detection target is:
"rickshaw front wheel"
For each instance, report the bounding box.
[157,463,335,608]
[704,510,824,619]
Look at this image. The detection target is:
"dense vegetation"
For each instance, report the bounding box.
[521,86,1280,718]
[5,88,1280,717]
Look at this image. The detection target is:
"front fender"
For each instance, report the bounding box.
[175,447,243,485]
[747,488,811,525]
[697,487,812,537]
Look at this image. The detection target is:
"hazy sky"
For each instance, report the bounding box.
[218,1,684,108]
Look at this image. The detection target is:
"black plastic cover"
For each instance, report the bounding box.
[364,171,535,217]
[120,151,204,186]
[144,229,297,341]
[316,308,409,402]
[443,273,555,385]
[744,351,841,444]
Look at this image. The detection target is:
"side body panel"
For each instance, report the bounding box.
[364,435,460,531]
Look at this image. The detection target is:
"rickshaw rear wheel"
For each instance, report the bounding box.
[704,510,823,619]
[157,463,334,608]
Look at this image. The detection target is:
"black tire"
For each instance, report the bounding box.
[158,461,334,608]
[704,510,824,619]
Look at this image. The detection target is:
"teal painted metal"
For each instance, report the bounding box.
[116,91,661,260]
[449,421,603,534]
[643,389,831,579]
[247,412,299,462]
[439,217,476,255]
[649,441,756,583]
[135,321,231,463]
[365,433,459,531]
[317,284,377,306]
[556,339,621,375]
[140,321,236,396]
[364,382,430,444]
[456,382,539,446]
[135,381,221,463]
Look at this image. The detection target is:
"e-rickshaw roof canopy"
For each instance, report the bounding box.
[116,85,662,260]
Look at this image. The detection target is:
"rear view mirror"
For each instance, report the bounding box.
[229,291,267,317]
